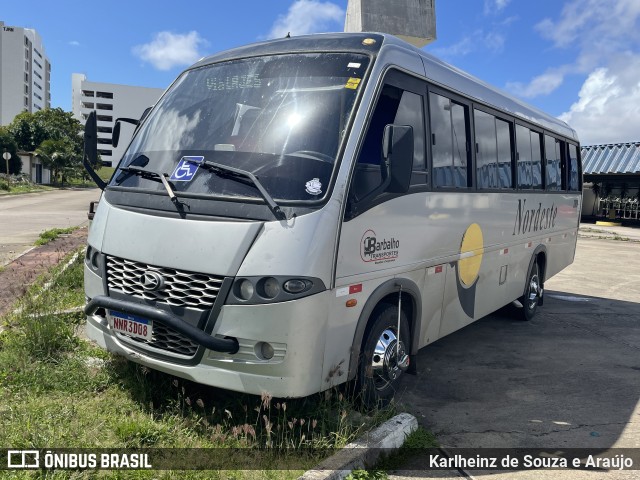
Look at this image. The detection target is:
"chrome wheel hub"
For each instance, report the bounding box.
[370,328,409,391]
[527,274,540,310]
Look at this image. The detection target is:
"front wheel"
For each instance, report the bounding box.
[520,260,542,321]
[358,305,410,408]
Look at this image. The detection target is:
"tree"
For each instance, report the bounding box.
[7,108,83,154]
[35,139,81,186]
[0,127,21,175]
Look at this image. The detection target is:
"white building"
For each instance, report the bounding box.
[0,21,51,125]
[72,74,164,166]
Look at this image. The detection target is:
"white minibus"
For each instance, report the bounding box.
[83,33,582,406]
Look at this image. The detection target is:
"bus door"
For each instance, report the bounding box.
[337,69,446,349]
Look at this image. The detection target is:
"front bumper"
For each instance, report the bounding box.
[85,290,331,397]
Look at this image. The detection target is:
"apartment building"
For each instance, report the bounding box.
[0,21,51,125]
[72,74,164,166]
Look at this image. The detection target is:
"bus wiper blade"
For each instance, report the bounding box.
[184,158,288,221]
[118,166,184,208]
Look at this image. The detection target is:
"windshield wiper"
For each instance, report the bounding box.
[183,158,288,221]
[117,166,188,215]
[118,166,177,200]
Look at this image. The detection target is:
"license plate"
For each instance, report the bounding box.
[108,310,153,341]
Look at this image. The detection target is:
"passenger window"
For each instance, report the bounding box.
[352,84,426,200]
[568,144,580,191]
[516,125,532,189]
[474,110,497,189]
[545,135,562,191]
[474,110,513,189]
[430,92,469,188]
[516,125,542,189]
[496,119,513,188]
[531,131,542,189]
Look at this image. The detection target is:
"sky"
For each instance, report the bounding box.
[2,0,640,146]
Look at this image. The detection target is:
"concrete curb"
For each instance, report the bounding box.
[299,413,418,480]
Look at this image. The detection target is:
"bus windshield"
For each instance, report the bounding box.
[111,53,369,202]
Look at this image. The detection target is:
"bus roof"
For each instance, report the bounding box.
[190,32,577,142]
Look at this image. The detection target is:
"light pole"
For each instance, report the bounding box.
[2,149,11,190]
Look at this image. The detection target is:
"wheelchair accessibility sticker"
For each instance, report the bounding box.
[170,156,204,182]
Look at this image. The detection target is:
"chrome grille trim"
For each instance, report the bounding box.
[106,256,225,309]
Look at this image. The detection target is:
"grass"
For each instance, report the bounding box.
[0,180,53,195]
[0,248,398,479]
[65,166,115,187]
[35,227,77,246]
[97,166,116,182]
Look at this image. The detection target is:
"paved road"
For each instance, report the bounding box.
[392,234,640,479]
[0,188,101,266]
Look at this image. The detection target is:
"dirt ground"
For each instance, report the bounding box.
[0,227,88,317]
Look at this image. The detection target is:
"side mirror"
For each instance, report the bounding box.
[382,124,413,194]
[112,117,140,148]
[112,120,121,148]
[83,111,106,190]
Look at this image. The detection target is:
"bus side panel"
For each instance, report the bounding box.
[338,191,580,347]
[418,266,446,348]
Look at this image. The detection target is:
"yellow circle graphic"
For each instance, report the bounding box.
[459,223,484,287]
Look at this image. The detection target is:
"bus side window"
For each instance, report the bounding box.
[516,125,543,189]
[568,144,581,191]
[516,124,532,189]
[352,85,425,200]
[430,92,470,188]
[474,110,513,189]
[545,135,562,191]
[530,131,543,189]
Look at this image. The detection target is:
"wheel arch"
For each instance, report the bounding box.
[347,278,422,381]
[523,245,548,298]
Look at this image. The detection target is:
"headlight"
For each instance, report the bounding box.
[283,279,309,294]
[260,277,281,299]
[227,276,323,304]
[85,245,104,276]
[237,279,255,301]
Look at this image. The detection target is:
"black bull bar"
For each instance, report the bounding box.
[84,295,239,354]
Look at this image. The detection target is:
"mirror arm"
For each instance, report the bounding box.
[115,117,139,126]
[83,111,106,190]
[83,154,106,190]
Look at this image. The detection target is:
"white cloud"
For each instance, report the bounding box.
[560,55,640,145]
[536,0,640,50]
[506,70,566,98]
[512,0,640,99]
[432,30,505,58]
[267,0,344,39]
[484,0,511,15]
[68,40,80,47]
[132,31,207,71]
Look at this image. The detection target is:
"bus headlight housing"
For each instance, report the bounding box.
[227,276,324,304]
[85,245,105,277]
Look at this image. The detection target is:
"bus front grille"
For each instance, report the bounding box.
[117,323,199,357]
[106,256,225,309]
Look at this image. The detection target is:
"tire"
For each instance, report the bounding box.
[358,304,410,409]
[520,260,542,321]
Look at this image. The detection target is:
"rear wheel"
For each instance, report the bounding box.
[358,304,410,408]
[520,260,542,321]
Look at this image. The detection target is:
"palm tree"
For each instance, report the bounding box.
[35,139,75,186]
